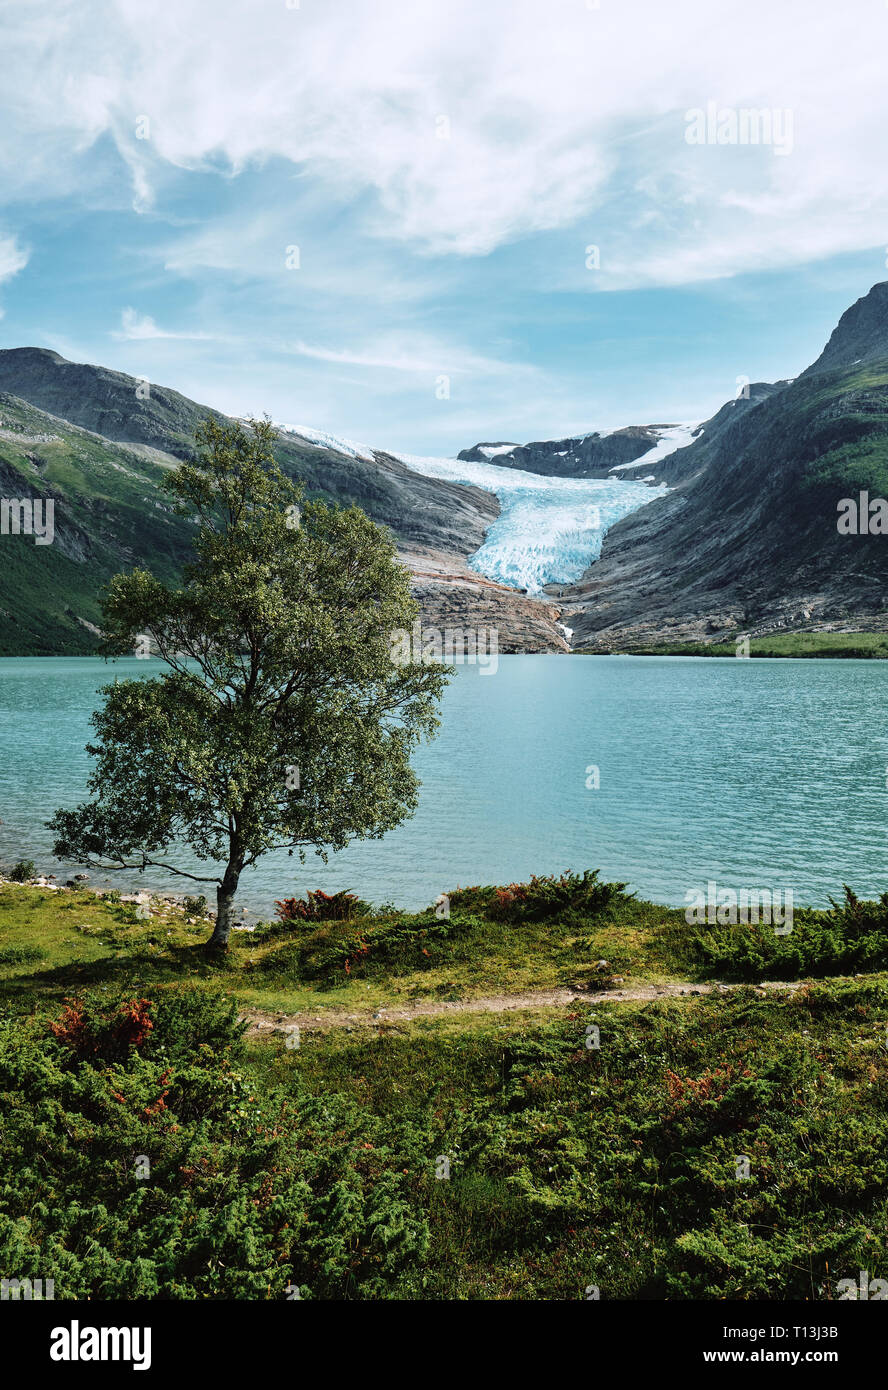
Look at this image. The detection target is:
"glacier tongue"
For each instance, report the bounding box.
[394,451,669,593]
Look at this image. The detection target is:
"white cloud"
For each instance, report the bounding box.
[2,0,887,285]
[0,234,29,317]
[283,337,521,377]
[0,235,28,284]
[112,307,214,341]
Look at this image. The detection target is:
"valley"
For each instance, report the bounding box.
[3,281,888,658]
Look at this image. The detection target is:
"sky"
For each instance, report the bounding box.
[1,0,887,455]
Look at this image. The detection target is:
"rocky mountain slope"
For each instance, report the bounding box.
[0,350,566,655]
[7,281,884,660]
[458,424,695,478]
[560,283,888,648]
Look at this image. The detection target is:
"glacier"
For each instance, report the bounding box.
[394,450,671,594]
[271,417,688,595]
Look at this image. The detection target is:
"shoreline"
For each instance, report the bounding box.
[0,867,880,924]
[5,621,888,664]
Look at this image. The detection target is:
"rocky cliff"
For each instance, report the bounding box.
[559,284,888,649]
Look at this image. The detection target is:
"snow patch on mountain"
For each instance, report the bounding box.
[273,421,375,461]
[608,422,701,472]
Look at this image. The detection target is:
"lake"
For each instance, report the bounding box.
[0,653,885,917]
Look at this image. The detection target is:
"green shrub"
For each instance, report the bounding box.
[257,911,480,983]
[0,944,45,965]
[7,860,35,883]
[0,988,427,1298]
[3,980,888,1300]
[275,888,371,923]
[692,886,888,980]
[131,985,245,1060]
[450,870,630,923]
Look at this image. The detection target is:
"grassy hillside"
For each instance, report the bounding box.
[0,369,499,655]
[2,874,888,1299]
[581,633,888,658]
[0,392,411,656]
[0,394,193,654]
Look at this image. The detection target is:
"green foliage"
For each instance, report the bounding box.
[274,889,371,923]
[7,860,35,882]
[144,986,248,1061]
[250,871,632,988]
[0,944,45,965]
[691,887,888,980]
[47,417,449,944]
[265,981,888,1299]
[450,870,630,923]
[0,987,427,1298]
[4,877,888,1299]
[45,986,248,1066]
[0,875,686,1014]
[256,911,481,984]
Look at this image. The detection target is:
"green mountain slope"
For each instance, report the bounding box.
[0,352,515,655]
[0,393,193,654]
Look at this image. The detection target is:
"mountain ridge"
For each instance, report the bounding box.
[4,280,888,656]
[0,355,568,655]
[457,424,691,478]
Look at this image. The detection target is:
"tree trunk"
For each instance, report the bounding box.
[207,860,242,950]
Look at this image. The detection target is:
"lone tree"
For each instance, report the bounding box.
[48,418,448,948]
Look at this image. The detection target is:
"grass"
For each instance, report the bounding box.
[0,880,699,1018]
[3,874,888,1299]
[251,983,888,1299]
[578,632,888,659]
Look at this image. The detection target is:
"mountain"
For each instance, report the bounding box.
[458,424,701,478]
[559,283,888,648]
[0,350,568,655]
[801,281,888,377]
[8,280,885,660]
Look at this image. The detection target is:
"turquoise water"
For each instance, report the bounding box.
[0,654,886,917]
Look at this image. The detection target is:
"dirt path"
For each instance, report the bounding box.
[242,977,804,1036]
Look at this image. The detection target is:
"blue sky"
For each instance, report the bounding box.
[1,0,886,455]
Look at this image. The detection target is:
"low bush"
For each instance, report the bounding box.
[692,886,888,980]
[7,860,35,883]
[0,944,45,966]
[449,870,630,923]
[257,911,481,983]
[274,889,371,923]
[0,987,427,1298]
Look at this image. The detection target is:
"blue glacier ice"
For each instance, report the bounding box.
[394,450,670,593]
